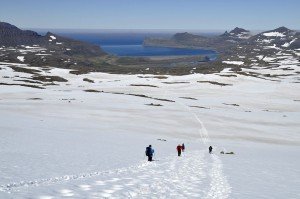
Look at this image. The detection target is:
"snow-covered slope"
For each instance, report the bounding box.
[0,59,300,198]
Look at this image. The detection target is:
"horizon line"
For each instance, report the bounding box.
[26,27,269,34]
[21,27,300,34]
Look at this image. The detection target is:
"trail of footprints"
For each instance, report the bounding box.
[6,150,231,199]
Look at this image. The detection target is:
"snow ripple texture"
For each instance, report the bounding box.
[0,150,231,199]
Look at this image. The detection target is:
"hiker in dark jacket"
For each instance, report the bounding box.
[177,144,182,156]
[209,146,213,154]
[145,145,154,161]
[182,143,185,152]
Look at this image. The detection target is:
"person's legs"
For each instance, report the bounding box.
[149,156,153,161]
[178,151,181,156]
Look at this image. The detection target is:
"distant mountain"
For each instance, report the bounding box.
[1,22,299,76]
[172,32,206,41]
[220,27,251,39]
[230,27,249,34]
[250,26,300,49]
[144,26,300,51]
[252,26,294,38]
[144,27,252,52]
[43,32,106,57]
[0,22,42,45]
[0,22,106,56]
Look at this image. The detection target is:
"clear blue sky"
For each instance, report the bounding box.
[0,0,299,30]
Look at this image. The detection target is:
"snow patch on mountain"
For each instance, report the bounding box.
[261,39,274,43]
[282,38,297,47]
[222,61,244,65]
[49,35,56,40]
[264,44,281,50]
[256,55,263,60]
[17,56,24,62]
[236,32,251,39]
[263,32,285,37]
[263,57,276,62]
[35,53,52,56]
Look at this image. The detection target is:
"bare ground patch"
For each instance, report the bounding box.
[218,74,237,77]
[83,78,94,83]
[27,98,43,100]
[145,103,163,107]
[137,75,168,79]
[84,89,101,93]
[9,66,41,75]
[223,103,239,106]
[0,82,44,89]
[189,105,210,109]
[32,75,68,82]
[83,89,175,102]
[162,81,190,84]
[14,79,43,84]
[179,97,197,100]
[130,84,158,88]
[198,81,232,86]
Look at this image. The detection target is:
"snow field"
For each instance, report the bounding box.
[0,58,300,198]
[1,149,231,199]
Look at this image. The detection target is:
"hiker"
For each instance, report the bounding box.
[145,145,154,161]
[182,143,185,152]
[209,146,213,154]
[177,144,182,156]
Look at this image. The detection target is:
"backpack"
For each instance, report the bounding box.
[146,147,153,156]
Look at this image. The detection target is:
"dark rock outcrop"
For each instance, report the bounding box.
[0,22,43,46]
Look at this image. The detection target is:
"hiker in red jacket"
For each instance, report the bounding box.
[177,144,182,156]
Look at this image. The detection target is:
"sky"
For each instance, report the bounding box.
[0,0,299,31]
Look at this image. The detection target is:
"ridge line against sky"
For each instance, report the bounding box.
[1,0,299,30]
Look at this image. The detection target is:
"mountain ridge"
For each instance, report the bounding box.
[144,26,300,50]
[1,22,299,76]
[0,22,106,56]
